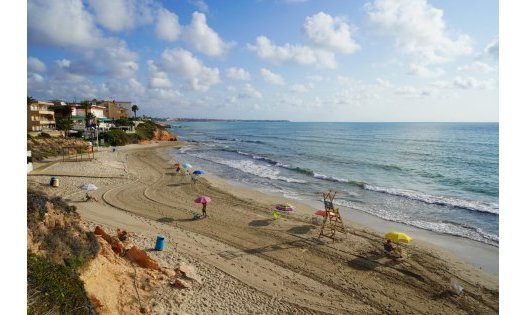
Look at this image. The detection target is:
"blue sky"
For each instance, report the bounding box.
[27,0,499,121]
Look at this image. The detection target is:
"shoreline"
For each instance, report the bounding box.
[168,144,499,276]
[203,174,499,276]
[28,141,499,314]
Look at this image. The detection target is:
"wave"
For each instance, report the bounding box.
[191,154,306,184]
[362,184,499,215]
[212,136,266,144]
[333,200,498,246]
[190,145,499,215]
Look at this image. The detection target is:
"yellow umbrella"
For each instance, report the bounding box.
[384,231,413,243]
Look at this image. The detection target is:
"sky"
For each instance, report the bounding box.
[27,0,499,122]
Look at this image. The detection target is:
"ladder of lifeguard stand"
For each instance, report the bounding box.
[319,190,345,241]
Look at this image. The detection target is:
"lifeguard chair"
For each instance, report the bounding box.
[319,190,345,241]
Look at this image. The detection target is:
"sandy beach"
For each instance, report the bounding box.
[28,142,499,314]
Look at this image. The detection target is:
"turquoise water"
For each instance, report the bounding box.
[170,122,499,246]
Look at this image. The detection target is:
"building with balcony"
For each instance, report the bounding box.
[27,100,56,132]
[100,100,130,119]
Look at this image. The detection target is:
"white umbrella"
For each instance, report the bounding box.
[80,183,98,191]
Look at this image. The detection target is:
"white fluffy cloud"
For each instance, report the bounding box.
[239,84,263,99]
[183,12,233,57]
[260,68,285,85]
[156,8,181,41]
[457,61,494,73]
[87,0,156,32]
[147,60,172,89]
[189,0,209,13]
[248,36,336,69]
[407,64,444,77]
[161,48,220,91]
[290,84,308,93]
[28,0,103,48]
[366,0,472,66]
[303,12,360,54]
[28,57,47,73]
[226,67,251,81]
[453,77,496,90]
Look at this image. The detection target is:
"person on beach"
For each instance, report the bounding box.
[384,239,398,256]
[202,203,207,218]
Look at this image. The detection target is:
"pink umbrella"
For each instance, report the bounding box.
[194,196,211,204]
[314,209,328,217]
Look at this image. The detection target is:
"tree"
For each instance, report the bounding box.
[131,104,139,119]
[56,119,73,138]
[27,96,36,105]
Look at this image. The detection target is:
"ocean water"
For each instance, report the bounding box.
[169,122,499,246]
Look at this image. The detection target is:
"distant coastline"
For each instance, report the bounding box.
[164,118,290,122]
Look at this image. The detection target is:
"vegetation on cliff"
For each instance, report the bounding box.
[27,189,99,314]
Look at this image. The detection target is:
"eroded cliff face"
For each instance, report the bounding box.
[153,128,177,141]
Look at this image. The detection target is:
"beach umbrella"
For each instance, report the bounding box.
[182,163,192,169]
[80,183,98,191]
[194,196,211,204]
[314,209,328,217]
[193,170,204,175]
[384,231,413,244]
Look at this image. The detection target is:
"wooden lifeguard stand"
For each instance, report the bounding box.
[319,190,345,241]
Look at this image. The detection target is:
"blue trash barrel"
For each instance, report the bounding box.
[155,235,165,251]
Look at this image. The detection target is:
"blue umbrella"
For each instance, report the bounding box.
[193,170,204,175]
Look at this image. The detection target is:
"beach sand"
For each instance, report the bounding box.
[28,142,499,314]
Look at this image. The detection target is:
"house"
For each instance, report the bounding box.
[99,100,130,119]
[51,102,114,131]
[27,100,56,131]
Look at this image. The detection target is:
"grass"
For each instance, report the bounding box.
[27,251,95,315]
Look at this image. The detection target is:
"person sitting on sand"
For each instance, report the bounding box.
[85,193,99,202]
[202,203,207,218]
[384,239,398,256]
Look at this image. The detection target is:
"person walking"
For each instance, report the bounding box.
[202,203,207,218]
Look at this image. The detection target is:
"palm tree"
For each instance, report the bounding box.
[132,104,139,119]
[27,96,36,105]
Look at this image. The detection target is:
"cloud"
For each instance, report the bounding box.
[161,48,220,91]
[147,60,172,89]
[365,0,473,65]
[248,36,336,68]
[407,64,444,77]
[183,12,233,57]
[457,61,494,73]
[484,38,499,60]
[28,57,47,73]
[303,12,360,54]
[226,67,251,81]
[394,86,433,98]
[55,59,71,69]
[260,68,285,85]
[238,84,263,99]
[376,78,392,88]
[290,84,308,93]
[28,0,103,48]
[156,8,181,41]
[452,77,496,90]
[189,0,209,13]
[87,0,156,32]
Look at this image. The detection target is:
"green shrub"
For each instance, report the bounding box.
[27,251,94,315]
[135,121,157,140]
[38,132,51,139]
[104,129,128,146]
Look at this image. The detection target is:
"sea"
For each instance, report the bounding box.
[168,122,499,247]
